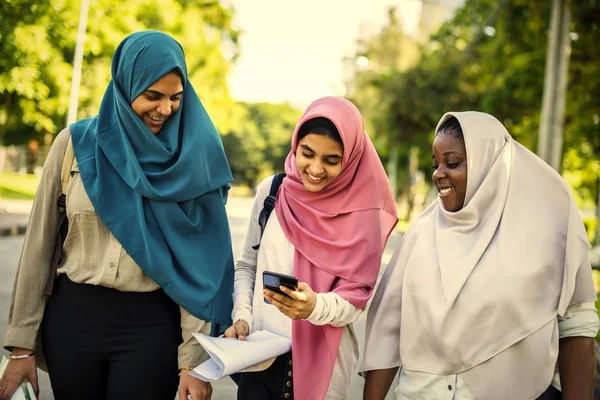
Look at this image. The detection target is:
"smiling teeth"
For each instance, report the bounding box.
[307,173,324,182]
[440,187,452,195]
[148,115,165,122]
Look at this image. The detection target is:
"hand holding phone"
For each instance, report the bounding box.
[262,271,298,304]
[263,279,317,320]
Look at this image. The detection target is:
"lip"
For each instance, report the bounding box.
[437,186,454,197]
[145,114,166,128]
[305,172,325,185]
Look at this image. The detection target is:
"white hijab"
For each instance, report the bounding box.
[362,112,595,399]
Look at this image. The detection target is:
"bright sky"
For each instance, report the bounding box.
[226,0,422,108]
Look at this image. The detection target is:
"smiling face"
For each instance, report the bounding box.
[432,132,468,212]
[295,133,344,192]
[131,71,183,134]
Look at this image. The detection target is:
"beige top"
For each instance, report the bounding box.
[4,128,209,368]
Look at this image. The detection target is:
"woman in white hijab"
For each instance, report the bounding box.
[361,112,599,400]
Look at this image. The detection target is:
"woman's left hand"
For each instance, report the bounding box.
[178,372,212,400]
[264,282,317,320]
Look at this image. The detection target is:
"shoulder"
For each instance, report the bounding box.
[248,175,279,218]
[255,175,279,201]
[402,201,437,242]
[45,127,71,169]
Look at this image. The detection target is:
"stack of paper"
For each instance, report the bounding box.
[0,356,37,400]
[189,330,292,382]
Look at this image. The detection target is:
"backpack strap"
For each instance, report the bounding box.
[44,137,76,296]
[252,173,286,250]
[60,137,75,196]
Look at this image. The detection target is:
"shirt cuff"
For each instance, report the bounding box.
[3,326,38,352]
[558,302,600,339]
[305,293,324,322]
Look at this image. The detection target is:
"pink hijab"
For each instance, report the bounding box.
[275,97,398,399]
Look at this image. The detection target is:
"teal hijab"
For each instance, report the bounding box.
[70,31,234,327]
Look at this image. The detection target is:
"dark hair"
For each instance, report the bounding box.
[436,116,463,138]
[297,117,343,146]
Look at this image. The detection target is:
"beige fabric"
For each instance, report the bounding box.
[4,128,210,369]
[362,112,596,399]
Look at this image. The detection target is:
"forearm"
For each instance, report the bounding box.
[231,259,256,327]
[558,336,595,400]
[363,367,399,400]
[306,292,362,327]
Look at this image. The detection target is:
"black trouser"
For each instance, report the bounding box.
[41,275,182,400]
[536,385,561,400]
[236,352,294,400]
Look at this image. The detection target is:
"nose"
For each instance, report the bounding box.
[157,99,173,116]
[432,165,446,183]
[308,159,325,175]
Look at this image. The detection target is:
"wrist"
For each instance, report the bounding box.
[179,366,195,376]
[10,347,34,356]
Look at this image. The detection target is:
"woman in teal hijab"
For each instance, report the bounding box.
[1,31,233,400]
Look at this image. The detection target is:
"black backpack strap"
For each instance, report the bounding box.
[252,173,286,250]
[44,193,68,295]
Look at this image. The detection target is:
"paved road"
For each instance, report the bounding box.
[0,196,399,399]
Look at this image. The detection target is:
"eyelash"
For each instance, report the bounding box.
[432,162,460,170]
[301,152,339,165]
[145,94,182,101]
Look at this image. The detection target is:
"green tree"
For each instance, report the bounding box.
[221,101,300,189]
[0,0,239,147]
[346,0,599,227]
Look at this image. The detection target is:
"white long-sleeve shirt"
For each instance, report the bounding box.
[232,176,363,399]
[394,301,599,399]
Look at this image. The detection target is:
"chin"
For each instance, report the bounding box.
[444,203,463,212]
[302,180,327,193]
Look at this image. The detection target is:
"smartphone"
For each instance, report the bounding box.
[262,271,298,304]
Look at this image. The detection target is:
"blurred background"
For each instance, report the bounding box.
[1,0,598,237]
[0,0,599,397]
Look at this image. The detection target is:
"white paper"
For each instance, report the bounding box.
[0,356,37,400]
[189,330,292,382]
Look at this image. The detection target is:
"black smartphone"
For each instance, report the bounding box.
[262,271,298,304]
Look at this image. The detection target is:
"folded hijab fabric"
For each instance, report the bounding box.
[275,96,398,399]
[362,111,595,399]
[70,31,234,326]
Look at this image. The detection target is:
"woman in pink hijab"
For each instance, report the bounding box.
[224,96,398,399]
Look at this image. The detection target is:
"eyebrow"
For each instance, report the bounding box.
[145,89,184,97]
[300,143,342,159]
[431,151,464,159]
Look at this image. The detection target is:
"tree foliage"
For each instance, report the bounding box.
[222,101,300,189]
[0,0,239,146]
[346,0,600,226]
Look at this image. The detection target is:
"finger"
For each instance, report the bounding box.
[0,381,18,400]
[264,289,293,307]
[297,282,312,292]
[29,370,39,397]
[267,293,292,315]
[178,384,188,400]
[234,321,248,337]
[279,286,307,302]
[223,327,236,338]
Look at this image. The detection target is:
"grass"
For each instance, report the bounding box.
[0,172,40,200]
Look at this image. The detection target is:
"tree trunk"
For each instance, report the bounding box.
[537,0,571,172]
